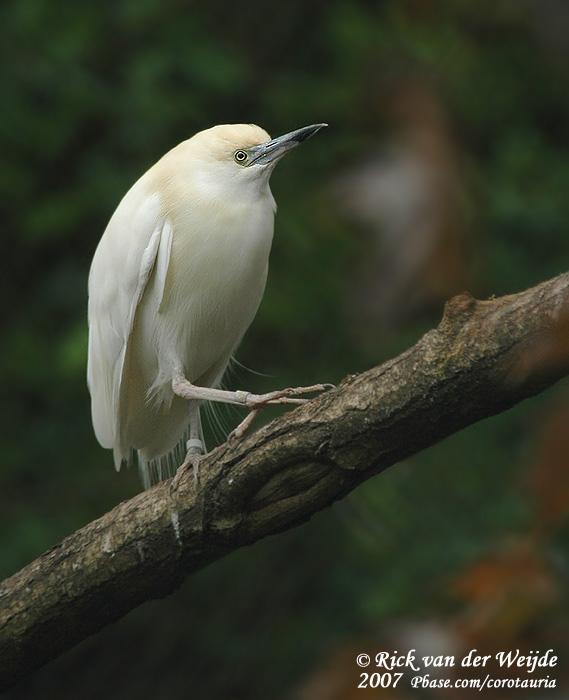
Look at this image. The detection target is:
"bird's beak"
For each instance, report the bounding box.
[248,123,327,166]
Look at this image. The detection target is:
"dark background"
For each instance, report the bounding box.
[2,0,569,697]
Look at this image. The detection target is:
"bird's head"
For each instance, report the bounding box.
[186,123,327,196]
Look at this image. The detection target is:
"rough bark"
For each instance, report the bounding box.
[2,271,569,690]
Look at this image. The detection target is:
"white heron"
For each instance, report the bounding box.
[87,123,328,489]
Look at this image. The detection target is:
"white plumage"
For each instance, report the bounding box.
[87,123,326,488]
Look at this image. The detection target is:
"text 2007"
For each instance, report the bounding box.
[358,672,403,689]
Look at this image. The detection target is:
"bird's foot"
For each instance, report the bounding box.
[241,383,335,409]
[228,383,334,445]
[169,438,204,494]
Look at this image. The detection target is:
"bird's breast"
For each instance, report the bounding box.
[144,194,275,388]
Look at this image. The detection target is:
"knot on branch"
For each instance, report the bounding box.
[440,291,479,331]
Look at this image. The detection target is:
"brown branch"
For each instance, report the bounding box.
[3,271,569,690]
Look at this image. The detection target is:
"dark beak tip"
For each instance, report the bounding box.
[296,122,328,143]
[308,122,328,133]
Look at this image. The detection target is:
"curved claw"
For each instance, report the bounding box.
[227,383,334,445]
[228,408,261,447]
[244,383,333,409]
[169,449,204,494]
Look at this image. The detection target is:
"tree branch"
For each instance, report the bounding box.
[3,271,569,690]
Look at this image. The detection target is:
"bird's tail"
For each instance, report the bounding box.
[137,401,205,489]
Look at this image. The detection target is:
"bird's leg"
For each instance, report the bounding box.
[172,370,333,442]
[173,370,332,408]
[170,400,204,493]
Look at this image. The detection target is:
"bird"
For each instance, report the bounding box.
[87,122,328,489]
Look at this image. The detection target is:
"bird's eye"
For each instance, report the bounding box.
[234,150,249,165]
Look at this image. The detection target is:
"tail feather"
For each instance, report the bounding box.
[137,405,206,489]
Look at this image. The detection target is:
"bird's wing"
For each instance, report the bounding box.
[87,188,173,456]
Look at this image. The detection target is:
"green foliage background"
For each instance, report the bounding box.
[2,0,569,697]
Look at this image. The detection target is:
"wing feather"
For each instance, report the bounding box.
[87,186,171,459]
